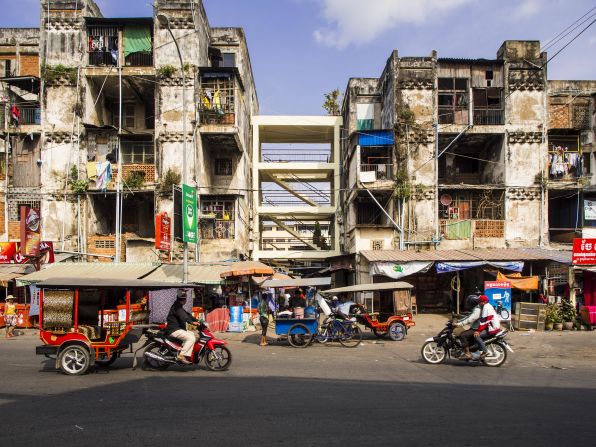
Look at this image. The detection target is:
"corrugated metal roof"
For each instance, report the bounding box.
[361,249,572,264]
[258,278,332,288]
[145,263,234,285]
[17,263,159,286]
[0,264,36,282]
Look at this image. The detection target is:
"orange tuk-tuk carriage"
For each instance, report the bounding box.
[35,277,189,375]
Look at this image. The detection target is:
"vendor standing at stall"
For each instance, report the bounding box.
[4,295,17,338]
[258,294,271,347]
[289,289,306,318]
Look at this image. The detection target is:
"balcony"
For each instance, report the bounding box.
[199,68,245,153]
[1,104,41,128]
[86,21,154,69]
[440,219,505,239]
[473,109,504,125]
[439,106,469,125]
[360,163,393,182]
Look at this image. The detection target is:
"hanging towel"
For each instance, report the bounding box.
[96,161,112,191]
[86,161,98,180]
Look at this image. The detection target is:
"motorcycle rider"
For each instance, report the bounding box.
[166,290,200,364]
[476,295,502,355]
[454,293,485,359]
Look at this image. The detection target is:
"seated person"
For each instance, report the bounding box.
[166,290,199,364]
[289,289,306,309]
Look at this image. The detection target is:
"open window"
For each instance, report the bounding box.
[438,77,469,125]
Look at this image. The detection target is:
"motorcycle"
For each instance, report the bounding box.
[421,320,513,367]
[135,321,232,371]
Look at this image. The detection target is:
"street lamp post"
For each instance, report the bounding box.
[157,13,189,283]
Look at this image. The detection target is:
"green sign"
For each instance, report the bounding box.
[182,184,197,243]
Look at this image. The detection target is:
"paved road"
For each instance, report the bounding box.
[2,320,596,446]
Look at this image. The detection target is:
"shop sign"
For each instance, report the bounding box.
[0,242,54,264]
[20,206,41,257]
[155,212,171,251]
[585,200,596,221]
[572,238,596,265]
[484,280,512,321]
[182,184,197,243]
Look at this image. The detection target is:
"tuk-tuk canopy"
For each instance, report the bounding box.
[322,281,413,295]
[36,277,195,289]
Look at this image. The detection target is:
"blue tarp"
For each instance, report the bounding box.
[358,130,394,147]
[436,261,524,274]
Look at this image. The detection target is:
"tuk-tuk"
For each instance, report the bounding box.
[322,281,415,341]
[35,277,187,376]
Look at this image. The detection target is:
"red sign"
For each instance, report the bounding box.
[0,242,54,264]
[573,238,596,265]
[20,206,41,257]
[155,212,171,251]
[484,281,512,289]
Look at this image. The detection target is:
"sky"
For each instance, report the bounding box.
[1,0,595,115]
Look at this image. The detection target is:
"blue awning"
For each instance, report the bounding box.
[358,130,394,147]
[436,261,524,274]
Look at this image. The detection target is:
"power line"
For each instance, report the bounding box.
[542,6,596,50]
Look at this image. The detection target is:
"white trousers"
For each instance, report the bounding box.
[171,329,196,357]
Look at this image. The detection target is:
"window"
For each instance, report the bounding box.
[473,88,503,125]
[8,199,41,221]
[0,59,13,77]
[215,158,233,176]
[438,77,469,125]
[121,141,154,164]
[485,70,493,87]
[200,198,235,239]
[371,240,384,251]
[222,53,236,68]
[111,103,136,128]
[356,103,374,131]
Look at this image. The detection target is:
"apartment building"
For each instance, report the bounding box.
[0,0,258,263]
[338,41,594,309]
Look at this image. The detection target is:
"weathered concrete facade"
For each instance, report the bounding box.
[340,41,569,283]
[0,0,258,262]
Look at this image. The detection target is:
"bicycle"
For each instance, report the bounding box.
[288,315,362,348]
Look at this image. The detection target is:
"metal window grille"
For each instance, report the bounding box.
[215,159,233,176]
[8,199,40,221]
[121,141,154,164]
[95,239,115,249]
[371,240,384,251]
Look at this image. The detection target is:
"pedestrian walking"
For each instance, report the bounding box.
[4,295,17,338]
[258,294,270,346]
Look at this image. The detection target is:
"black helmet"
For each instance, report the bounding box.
[466,294,480,309]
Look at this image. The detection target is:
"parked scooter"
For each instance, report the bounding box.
[134,321,232,371]
[421,320,513,367]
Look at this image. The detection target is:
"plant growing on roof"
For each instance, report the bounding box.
[69,165,88,195]
[160,168,181,192]
[124,171,146,190]
[400,104,416,124]
[42,63,78,84]
[157,64,177,78]
[394,169,411,199]
[322,89,342,116]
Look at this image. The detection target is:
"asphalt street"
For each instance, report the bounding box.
[1,317,596,446]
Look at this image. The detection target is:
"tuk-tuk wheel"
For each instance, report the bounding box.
[58,345,91,376]
[388,322,406,341]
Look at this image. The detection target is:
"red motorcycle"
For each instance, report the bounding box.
[136,322,232,371]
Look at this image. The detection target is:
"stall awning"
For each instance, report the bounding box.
[36,277,194,289]
[220,261,274,279]
[436,261,524,273]
[323,281,413,295]
[258,277,332,288]
[0,264,36,284]
[361,248,572,264]
[16,263,159,286]
[370,261,433,279]
[496,272,539,291]
[144,263,234,285]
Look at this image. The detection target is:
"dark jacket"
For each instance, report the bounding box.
[289,296,306,309]
[166,302,197,334]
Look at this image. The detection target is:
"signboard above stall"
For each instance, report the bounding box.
[572,238,596,265]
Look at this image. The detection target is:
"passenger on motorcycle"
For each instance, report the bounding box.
[166,290,200,364]
[454,294,485,359]
[475,295,502,352]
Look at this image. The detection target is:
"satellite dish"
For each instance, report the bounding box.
[440,194,453,206]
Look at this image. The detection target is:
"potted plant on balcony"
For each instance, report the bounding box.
[561,298,577,330]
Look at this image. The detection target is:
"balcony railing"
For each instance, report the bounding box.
[262,152,330,163]
[360,164,393,181]
[261,236,333,251]
[20,107,41,125]
[439,219,505,239]
[438,107,469,125]
[89,51,118,67]
[200,219,234,240]
[124,52,153,67]
[2,105,41,127]
[473,109,504,125]
[199,77,236,126]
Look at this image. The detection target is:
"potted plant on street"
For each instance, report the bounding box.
[545,303,560,331]
[561,298,576,330]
